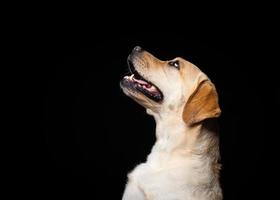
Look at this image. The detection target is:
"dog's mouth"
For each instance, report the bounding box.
[121,59,163,102]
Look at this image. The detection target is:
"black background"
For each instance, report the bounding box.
[31,24,279,199]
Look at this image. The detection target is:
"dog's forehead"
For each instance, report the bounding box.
[141,51,206,87]
[182,60,202,76]
[145,54,203,86]
[153,55,201,73]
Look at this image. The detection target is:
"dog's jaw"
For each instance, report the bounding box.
[121,53,164,103]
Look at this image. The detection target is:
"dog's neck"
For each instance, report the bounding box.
[145,109,222,198]
[148,109,196,151]
[147,108,220,158]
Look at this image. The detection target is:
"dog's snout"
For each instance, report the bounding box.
[133,46,143,53]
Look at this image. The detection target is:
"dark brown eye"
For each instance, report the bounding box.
[168,60,180,69]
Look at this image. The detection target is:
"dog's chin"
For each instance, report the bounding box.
[120,73,163,103]
[120,85,151,107]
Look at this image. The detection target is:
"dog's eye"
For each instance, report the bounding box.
[168,60,180,69]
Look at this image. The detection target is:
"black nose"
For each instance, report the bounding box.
[133,46,142,52]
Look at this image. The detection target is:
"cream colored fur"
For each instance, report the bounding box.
[121,47,222,200]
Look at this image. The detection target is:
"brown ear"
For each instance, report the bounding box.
[183,80,221,125]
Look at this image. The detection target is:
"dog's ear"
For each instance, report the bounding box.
[183,80,221,125]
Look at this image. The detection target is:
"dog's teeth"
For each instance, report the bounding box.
[129,74,134,80]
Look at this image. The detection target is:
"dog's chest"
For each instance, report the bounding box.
[128,163,187,199]
[127,155,201,199]
[127,149,219,199]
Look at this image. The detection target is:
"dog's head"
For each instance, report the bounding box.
[120,46,221,125]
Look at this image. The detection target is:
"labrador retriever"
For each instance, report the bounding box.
[120,46,222,200]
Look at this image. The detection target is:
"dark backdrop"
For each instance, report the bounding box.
[35,32,278,199]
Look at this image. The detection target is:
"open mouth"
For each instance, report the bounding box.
[121,58,163,102]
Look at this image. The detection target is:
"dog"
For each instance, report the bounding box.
[120,46,222,200]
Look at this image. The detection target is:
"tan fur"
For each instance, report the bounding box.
[121,48,222,200]
[183,80,221,125]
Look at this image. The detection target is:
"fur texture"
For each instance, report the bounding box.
[120,47,222,200]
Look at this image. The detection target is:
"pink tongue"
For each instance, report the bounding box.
[133,77,150,86]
